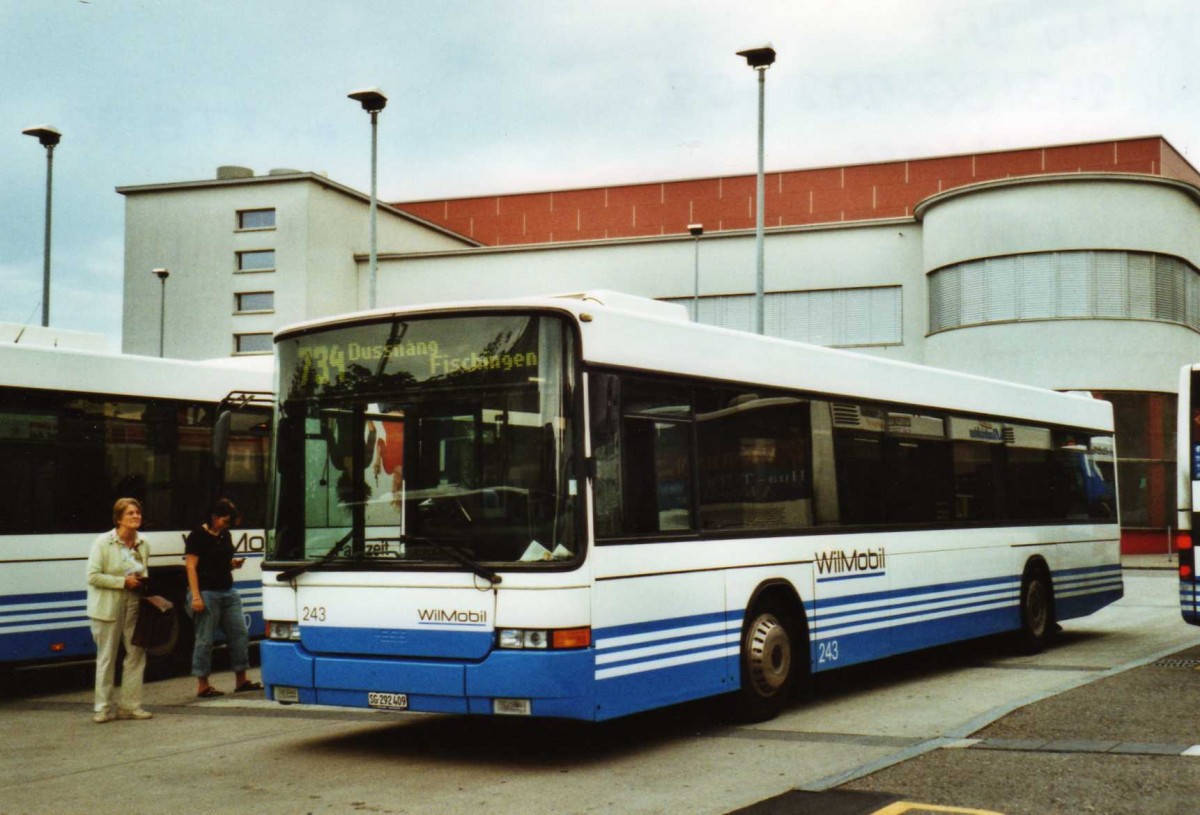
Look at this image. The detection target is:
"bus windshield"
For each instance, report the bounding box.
[268,313,580,571]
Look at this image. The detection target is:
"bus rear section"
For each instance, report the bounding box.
[1178,364,1199,624]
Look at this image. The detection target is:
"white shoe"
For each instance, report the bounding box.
[93,710,114,724]
[117,708,153,720]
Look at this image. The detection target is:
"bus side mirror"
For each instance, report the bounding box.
[588,373,620,440]
[213,410,233,470]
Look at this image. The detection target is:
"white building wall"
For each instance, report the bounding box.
[919,176,1200,271]
[371,219,927,363]
[121,174,471,360]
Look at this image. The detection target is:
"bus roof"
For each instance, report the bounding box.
[0,343,271,403]
[277,291,1113,432]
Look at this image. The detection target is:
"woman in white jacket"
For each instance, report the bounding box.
[86,497,153,723]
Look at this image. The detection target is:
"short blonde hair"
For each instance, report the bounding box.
[112,497,143,525]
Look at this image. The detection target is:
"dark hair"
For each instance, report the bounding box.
[211,498,240,524]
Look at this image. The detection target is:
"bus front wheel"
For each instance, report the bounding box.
[733,603,796,722]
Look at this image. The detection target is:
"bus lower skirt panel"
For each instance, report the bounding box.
[810,605,1018,672]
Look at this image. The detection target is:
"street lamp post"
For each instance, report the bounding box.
[153,268,169,357]
[22,125,62,327]
[348,88,388,310]
[737,45,776,335]
[688,223,704,321]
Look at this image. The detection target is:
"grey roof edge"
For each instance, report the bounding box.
[115,172,482,247]
[359,216,917,262]
[913,172,1200,221]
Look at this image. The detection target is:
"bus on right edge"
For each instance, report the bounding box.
[1177,363,1200,624]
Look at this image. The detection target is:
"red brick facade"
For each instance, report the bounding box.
[395,137,1199,247]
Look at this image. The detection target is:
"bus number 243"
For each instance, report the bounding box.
[818,640,840,665]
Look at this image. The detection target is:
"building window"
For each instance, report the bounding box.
[237,209,276,230]
[237,250,275,273]
[234,333,273,354]
[664,286,902,347]
[928,250,1200,333]
[235,291,274,313]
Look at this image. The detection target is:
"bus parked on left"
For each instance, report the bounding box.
[0,343,271,666]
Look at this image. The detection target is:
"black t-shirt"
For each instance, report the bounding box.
[185,526,235,592]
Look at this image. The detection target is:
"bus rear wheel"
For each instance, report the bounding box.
[733,603,796,722]
[1016,567,1055,654]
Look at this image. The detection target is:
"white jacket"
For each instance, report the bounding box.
[86,530,150,622]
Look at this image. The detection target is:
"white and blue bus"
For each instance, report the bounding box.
[1176,363,1200,624]
[261,291,1122,722]
[0,343,271,666]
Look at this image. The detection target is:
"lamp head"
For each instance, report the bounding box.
[152,268,169,281]
[736,45,776,69]
[22,125,62,147]
[688,223,704,237]
[348,88,388,113]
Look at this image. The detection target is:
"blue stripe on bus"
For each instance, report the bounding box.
[810,584,1015,625]
[597,627,735,659]
[814,594,1015,638]
[1180,580,1198,624]
[594,609,735,642]
[0,626,96,661]
[0,590,86,607]
[805,574,1019,613]
[596,640,735,673]
[816,571,886,583]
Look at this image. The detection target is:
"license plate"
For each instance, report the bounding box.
[367,691,409,710]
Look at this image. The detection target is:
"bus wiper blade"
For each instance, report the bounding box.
[276,529,355,582]
[399,534,502,585]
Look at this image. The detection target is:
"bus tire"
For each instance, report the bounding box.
[732,601,797,722]
[1015,564,1055,655]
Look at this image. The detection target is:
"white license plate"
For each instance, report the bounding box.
[367,691,409,710]
[274,686,300,704]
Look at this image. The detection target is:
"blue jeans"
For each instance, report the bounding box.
[188,589,249,678]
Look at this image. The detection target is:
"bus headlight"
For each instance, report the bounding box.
[267,621,302,641]
[497,627,590,650]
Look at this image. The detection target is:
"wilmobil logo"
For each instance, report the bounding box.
[416,608,489,626]
[815,548,886,582]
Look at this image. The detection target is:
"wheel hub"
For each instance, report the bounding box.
[746,614,791,696]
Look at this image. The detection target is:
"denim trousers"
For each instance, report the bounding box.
[188,588,250,678]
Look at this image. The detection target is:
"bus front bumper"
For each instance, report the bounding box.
[260,640,597,720]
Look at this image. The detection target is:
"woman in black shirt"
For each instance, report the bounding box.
[185,498,262,697]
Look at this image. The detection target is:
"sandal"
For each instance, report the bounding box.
[196,686,225,698]
[235,680,264,693]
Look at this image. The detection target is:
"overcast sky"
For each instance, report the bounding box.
[3,0,1197,348]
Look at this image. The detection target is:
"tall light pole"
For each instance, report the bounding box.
[153,268,169,357]
[688,223,704,321]
[737,45,775,335]
[348,88,387,310]
[22,125,62,327]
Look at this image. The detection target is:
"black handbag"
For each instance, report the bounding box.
[132,594,179,656]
